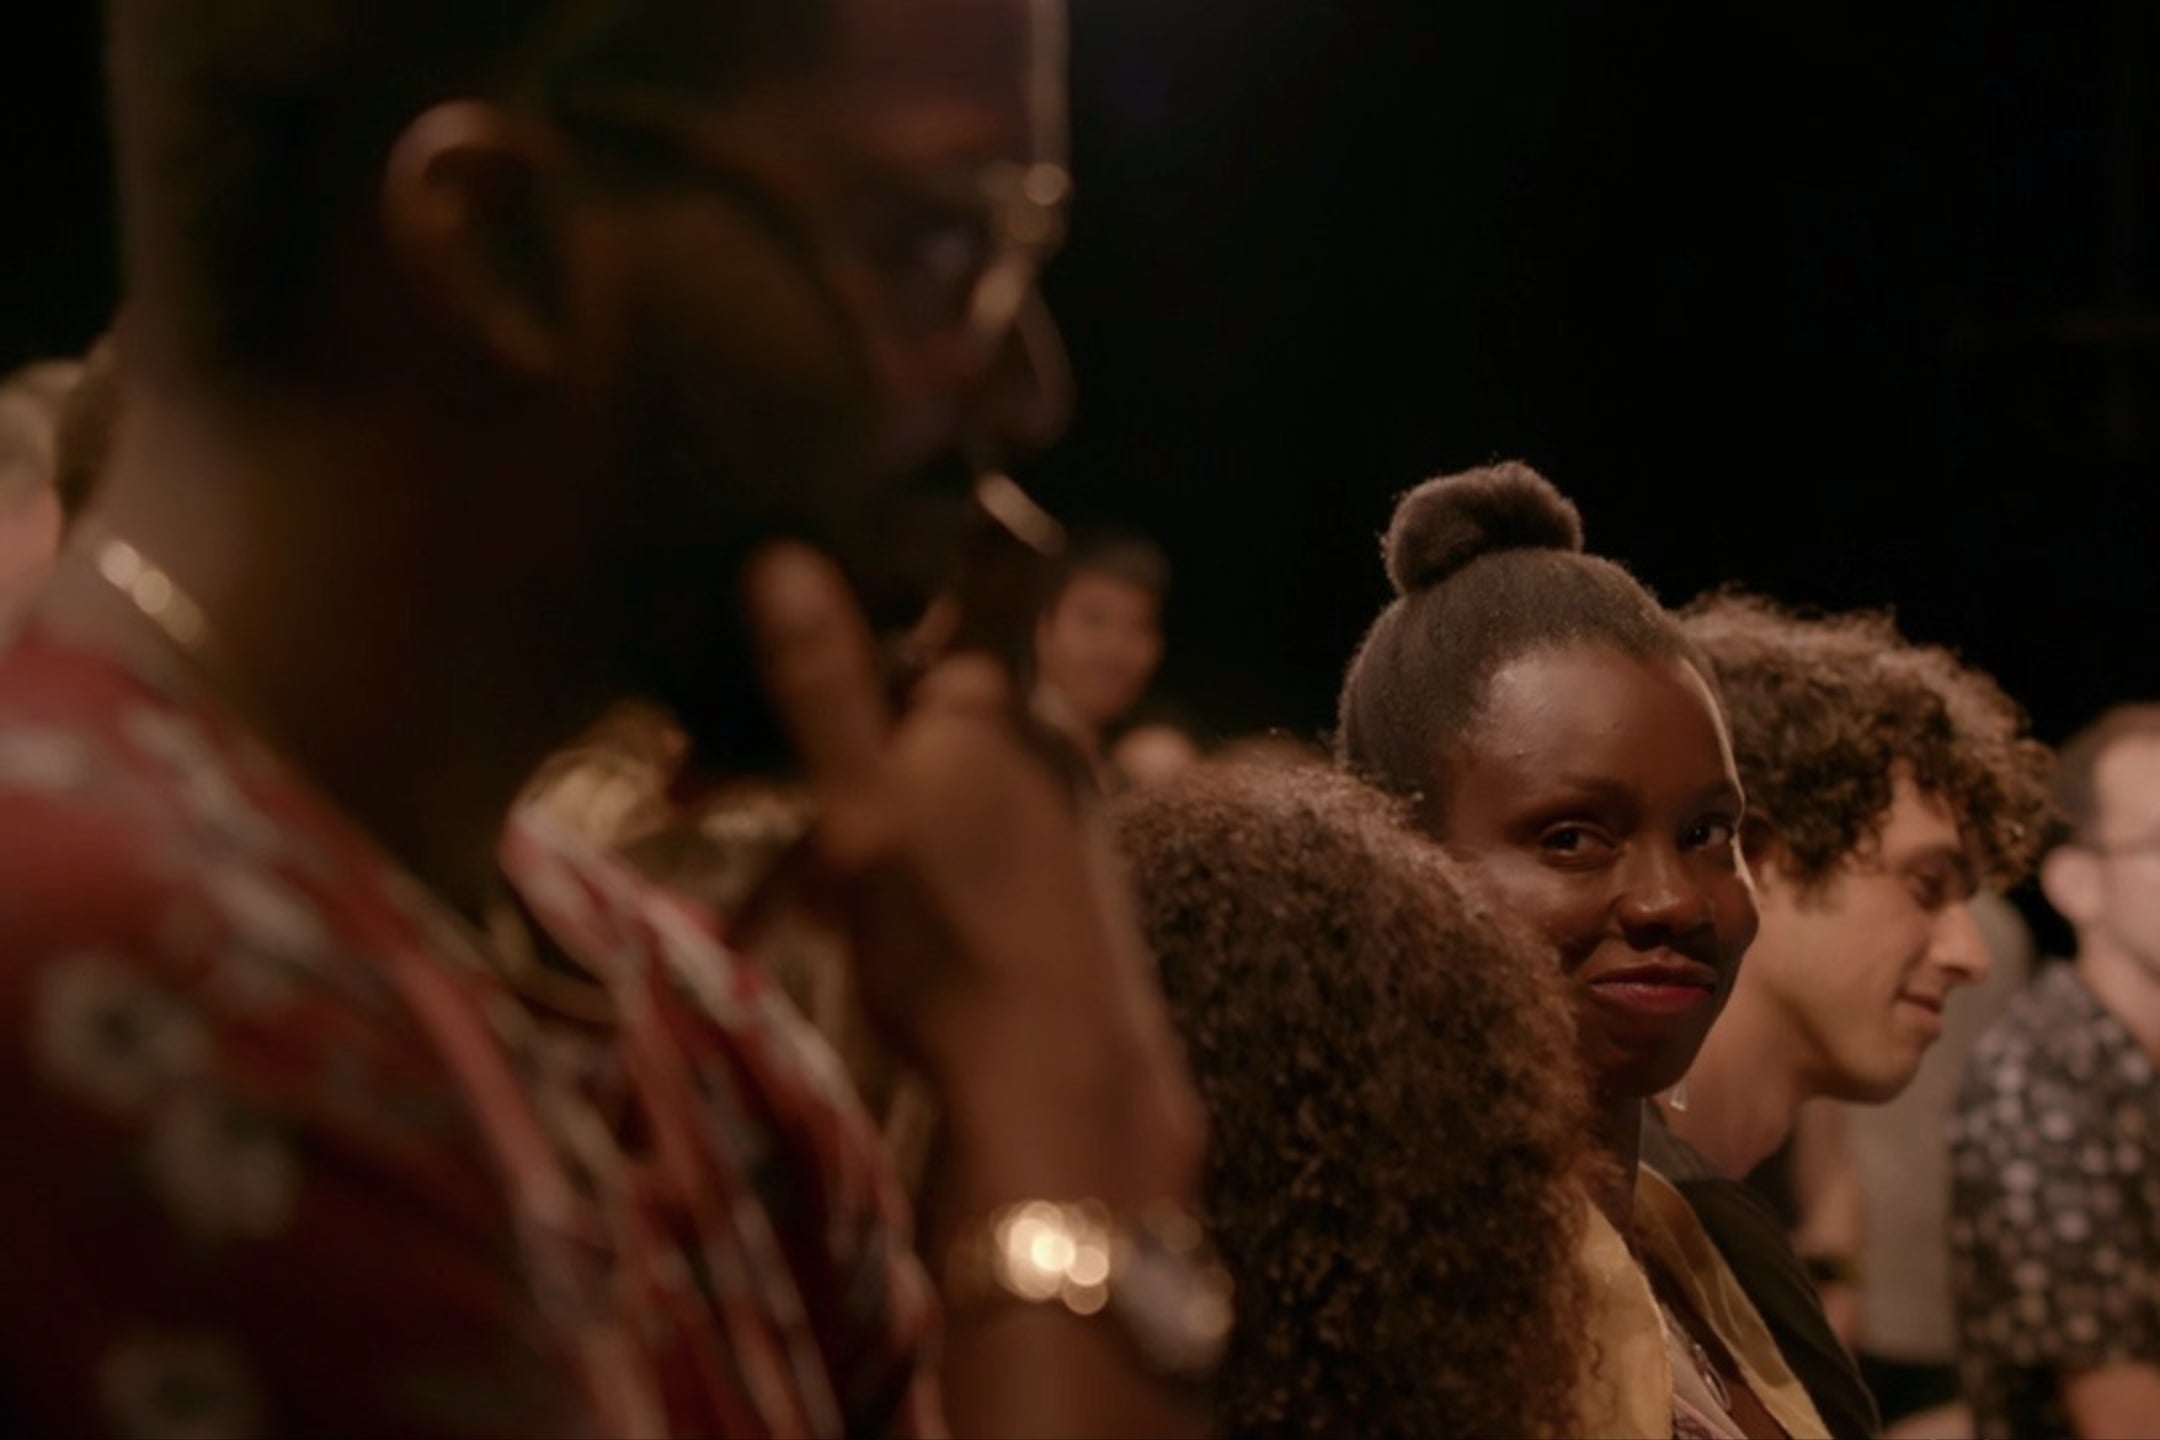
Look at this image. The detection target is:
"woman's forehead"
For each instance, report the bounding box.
[1468,645,1731,781]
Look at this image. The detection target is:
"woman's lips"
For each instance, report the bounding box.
[1583,959,1720,1016]
[1587,978,1717,1015]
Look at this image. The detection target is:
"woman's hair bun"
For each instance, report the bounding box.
[1382,460,1585,596]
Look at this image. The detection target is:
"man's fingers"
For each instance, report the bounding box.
[743,543,891,797]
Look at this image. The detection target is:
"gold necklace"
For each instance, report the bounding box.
[80,521,619,1027]
[1658,1293,1734,1414]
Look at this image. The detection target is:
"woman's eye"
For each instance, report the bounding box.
[1538,825,1607,857]
[1687,818,1738,850]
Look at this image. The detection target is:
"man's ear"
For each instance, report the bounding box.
[2041,845,2103,930]
[379,101,577,377]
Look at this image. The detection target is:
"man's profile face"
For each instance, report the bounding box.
[1748,776,1991,1102]
[1035,570,1164,732]
[2084,736,2160,976]
[583,0,1071,758]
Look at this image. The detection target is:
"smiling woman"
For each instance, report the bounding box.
[1338,463,1758,1107]
[1337,462,1828,1440]
[1442,642,1755,1097]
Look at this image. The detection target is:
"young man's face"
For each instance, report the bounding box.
[1034,570,1163,731]
[1747,774,1991,1102]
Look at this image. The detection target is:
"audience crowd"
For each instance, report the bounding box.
[0,2,2146,1436]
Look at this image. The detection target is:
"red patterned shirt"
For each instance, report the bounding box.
[0,621,940,1438]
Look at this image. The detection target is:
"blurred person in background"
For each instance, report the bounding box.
[0,361,80,610]
[1953,705,2160,1439]
[1215,726,1331,772]
[1032,526,1168,779]
[0,333,120,616]
[1105,700,1210,789]
[54,333,121,524]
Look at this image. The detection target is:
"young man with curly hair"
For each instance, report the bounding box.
[1645,591,2054,1439]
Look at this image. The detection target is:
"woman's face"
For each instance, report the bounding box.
[1433,642,1758,1099]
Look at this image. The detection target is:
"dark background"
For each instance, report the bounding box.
[1036,0,2160,758]
[6,1,2156,750]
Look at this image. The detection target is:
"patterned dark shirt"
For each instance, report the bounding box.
[1949,964,2160,1440]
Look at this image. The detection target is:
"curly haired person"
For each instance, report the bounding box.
[1647,592,2053,1438]
[1112,762,1600,1438]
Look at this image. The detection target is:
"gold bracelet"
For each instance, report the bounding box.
[944,1198,1235,1383]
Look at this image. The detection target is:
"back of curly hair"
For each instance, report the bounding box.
[1678,590,2053,890]
[1111,763,1599,1438]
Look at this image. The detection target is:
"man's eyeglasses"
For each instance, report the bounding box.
[546,87,1071,368]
